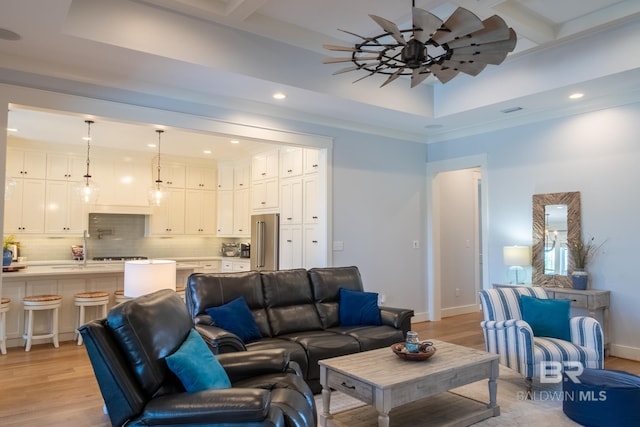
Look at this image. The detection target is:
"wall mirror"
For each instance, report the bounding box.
[532,192,581,287]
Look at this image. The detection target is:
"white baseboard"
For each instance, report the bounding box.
[441,303,481,318]
[610,343,640,361]
[411,312,429,323]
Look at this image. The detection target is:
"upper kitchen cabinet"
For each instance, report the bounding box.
[4,178,46,234]
[44,180,87,234]
[46,153,86,181]
[279,147,303,178]
[152,160,186,188]
[92,157,152,207]
[186,165,216,190]
[7,148,47,179]
[303,148,322,175]
[217,163,234,191]
[251,149,279,181]
[148,188,185,235]
[234,160,251,190]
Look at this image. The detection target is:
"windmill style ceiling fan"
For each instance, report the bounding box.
[323,3,517,88]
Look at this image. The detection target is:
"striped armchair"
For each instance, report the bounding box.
[479,287,603,390]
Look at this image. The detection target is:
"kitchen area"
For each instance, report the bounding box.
[1,105,328,350]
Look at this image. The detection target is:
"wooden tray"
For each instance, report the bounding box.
[391,341,437,361]
[3,264,27,272]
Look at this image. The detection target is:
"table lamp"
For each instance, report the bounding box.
[503,246,531,284]
[124,259,176,298]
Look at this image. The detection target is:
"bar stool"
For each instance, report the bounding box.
[0,297,10,355]
[22,294,63,352]
[74,291,110,345]
[176,285,186,302]
[114,289,132,305]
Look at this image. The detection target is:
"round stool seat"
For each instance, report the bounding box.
[114,289,132,305]
[74,291,109,346]
[176,285,186,302]
[22,294,63,352]
[563,368,640,427]
[0,298,10,355]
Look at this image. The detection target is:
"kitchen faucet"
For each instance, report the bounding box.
[83,230,89,265]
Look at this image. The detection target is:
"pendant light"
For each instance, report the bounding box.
[148,129,166,206]
[75,119,100,204]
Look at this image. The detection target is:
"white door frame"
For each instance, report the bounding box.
[425,154,489,321]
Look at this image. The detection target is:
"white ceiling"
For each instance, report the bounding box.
[1,0,639,159]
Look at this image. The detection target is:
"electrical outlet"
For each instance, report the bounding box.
[378,293,386,305]
[455,288,460,297]
[412,240,420,249]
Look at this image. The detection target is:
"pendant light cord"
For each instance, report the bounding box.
[155,130,164,185]
[84,120,94,183]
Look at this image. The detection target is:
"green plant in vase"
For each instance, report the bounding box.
[567,236,605,290]
[2,234,19,267]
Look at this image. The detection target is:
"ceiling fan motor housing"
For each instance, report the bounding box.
[401,39,426,68]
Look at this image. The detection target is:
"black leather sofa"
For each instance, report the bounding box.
[80,289,316,427]
[186,266,414,393]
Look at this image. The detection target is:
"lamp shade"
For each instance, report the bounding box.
[503,246,531,267]
[124,259,176,298]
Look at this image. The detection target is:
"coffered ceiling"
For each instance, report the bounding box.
[1,0,639,158]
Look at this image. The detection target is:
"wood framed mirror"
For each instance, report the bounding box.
[532,192,581,287]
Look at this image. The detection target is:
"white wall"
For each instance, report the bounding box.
[427,102,640,359]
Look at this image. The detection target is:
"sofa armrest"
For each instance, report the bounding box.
[217,348,292,382]
[195,323,247,354]
[380,306,414,335]
[139,388,274,425]
[570,316,604,368]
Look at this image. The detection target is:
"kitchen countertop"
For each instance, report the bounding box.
[1,260,198,279]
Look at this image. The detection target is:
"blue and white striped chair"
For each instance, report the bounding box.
[479,287,604,391]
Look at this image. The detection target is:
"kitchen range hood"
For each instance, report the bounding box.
[89,205,153,215]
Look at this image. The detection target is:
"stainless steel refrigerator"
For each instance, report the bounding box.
[250,213,279,271]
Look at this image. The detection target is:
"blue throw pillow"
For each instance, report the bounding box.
[165,329,231,392]
[205,296,262,343]
[339,288,382,326]
[520,295,571,341]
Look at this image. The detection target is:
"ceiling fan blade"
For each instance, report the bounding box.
[380,68,405,88]
[323,56,379,64]
[323,44,381,54]
[412,8,443,44]
[369,14,407,45]
[351,71,377,84]
[451,28,517,54]
[449,51,507,65]
[433,7,484,45]
[441,59,487,76]
[411,68,431,87]
[332,65,362,75]
[430,63,459,84]
[446,15,511,49]
[338,28,375,42]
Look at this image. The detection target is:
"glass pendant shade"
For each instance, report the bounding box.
[4,176,17,200]
[75,179,100,204]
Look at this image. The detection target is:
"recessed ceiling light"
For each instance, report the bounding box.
[203,150,212,154]
[569,93,584,100]
[147,143,156,148]
[272,92,286,100]
[6,127,17,132]
[230,140,240,144]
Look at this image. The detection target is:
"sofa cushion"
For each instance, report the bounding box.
[206,296,263,343]
[331,325,404,351]
[309,266,364,328]
[261,269,323,335]
[107,289,192,396]
[166,329,231,392]
[339,288,381,326]
[521,295,571,341]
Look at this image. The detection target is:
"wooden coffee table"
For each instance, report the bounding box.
[319,339,500,427]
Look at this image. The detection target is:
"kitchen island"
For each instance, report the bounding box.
[1,261,197,350]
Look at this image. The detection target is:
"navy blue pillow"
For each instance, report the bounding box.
[339,288,382,326]
[165,329,231,392]
[205,296,262,343]
[520,295,571,341]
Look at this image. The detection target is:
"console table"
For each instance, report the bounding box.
[493,284,610,354]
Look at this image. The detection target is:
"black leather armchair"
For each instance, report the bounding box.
[79,289,316,427]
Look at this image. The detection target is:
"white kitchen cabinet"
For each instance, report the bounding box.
[216,190,234,235]
[193,260,221,273]
[280,177,303,225]
[303,175,320,224]
[186,165,216,190]
[303,148,321,175]
[303,224,325,269]
[44,180,87,234]
[251,178,278,211]
[234,160,251,190]
[251,149,279,181]
[233,188,251,236]
[4,178,46,234]
[7,148,47,179]
[220,259,249,272]
[93,157,151,207]
[148,188,185,235]
[46,153,85,181]
[153,161,186,188]
[185,189,216,235]
[217,163,235,191]
[280,224,303,270]
[279,147,303,178]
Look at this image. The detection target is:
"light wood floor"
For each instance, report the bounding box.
[0,311,637,426]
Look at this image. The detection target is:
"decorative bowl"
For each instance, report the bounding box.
[391,341,437,361]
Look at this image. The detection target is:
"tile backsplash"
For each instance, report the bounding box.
[14,214,245,261]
